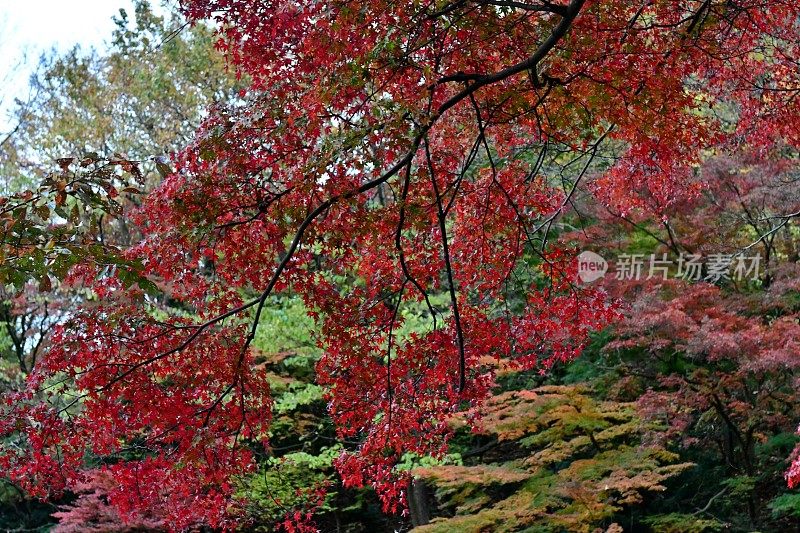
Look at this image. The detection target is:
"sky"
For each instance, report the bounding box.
[0,0,144,131]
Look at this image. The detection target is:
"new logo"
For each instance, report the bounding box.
[577,251,608,283]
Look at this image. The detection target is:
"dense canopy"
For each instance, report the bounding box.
[2,0,800,530]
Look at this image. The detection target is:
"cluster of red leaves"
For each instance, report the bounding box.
[278,486,329,533]
[1,266,273,528]
[608,280,800,367]
[51,470,166,533]
[3,0,800,528]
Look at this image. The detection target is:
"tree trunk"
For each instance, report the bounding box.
[408,478,431,527]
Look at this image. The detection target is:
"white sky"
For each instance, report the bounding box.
[0,1,146,131]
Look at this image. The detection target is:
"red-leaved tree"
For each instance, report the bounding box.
[2,0,800,529]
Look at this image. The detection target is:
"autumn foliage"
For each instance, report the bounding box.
[415,385,696,532]
[2,0,800,530]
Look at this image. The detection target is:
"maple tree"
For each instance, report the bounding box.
[50,470,167,533]
[602,278,800,527]
[1,0,800,530]
[413,384,698,532]
[556,143,800,529]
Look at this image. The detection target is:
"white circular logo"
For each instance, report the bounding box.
[577,251,608,283]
